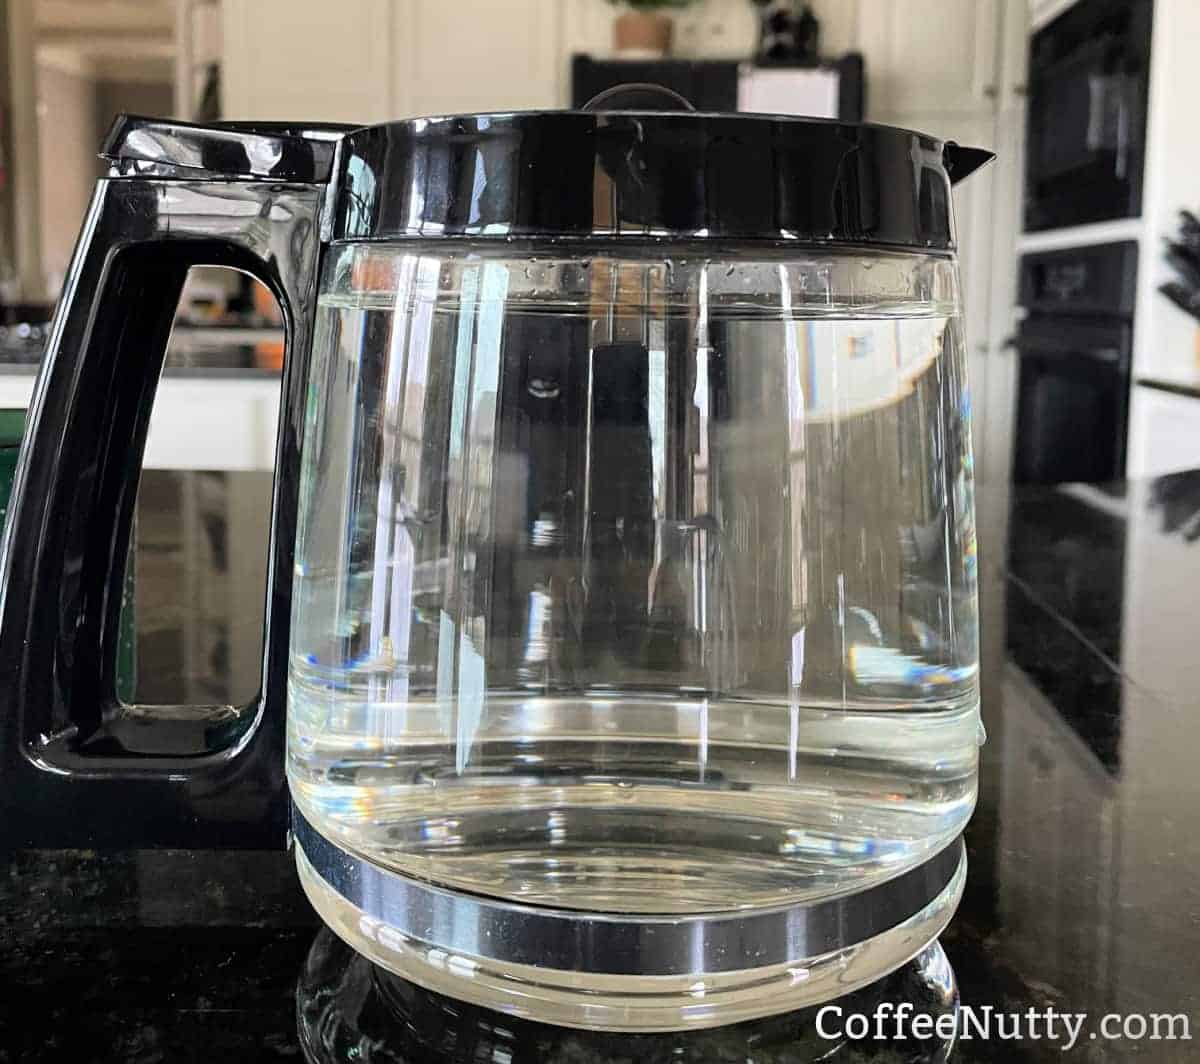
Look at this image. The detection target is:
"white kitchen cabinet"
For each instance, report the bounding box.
[855,0,1000,113]
[974,1,1028,486]
[997,0,1030,104]
[0,374,281,471]
[391,0,560,116]
[977,108,1024,487]
[222,0,562,123]
[143,378,281,472]
[1126,384,1200,479]
[221,0,392,123]
[560,0,612,65]
[0,374,35,414]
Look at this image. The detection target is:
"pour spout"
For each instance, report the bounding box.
[943,141,995,185]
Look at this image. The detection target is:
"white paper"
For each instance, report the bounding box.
[737,67,840,119]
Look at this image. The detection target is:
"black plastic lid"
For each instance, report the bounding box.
[333,111,993,250]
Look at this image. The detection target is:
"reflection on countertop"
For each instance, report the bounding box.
[957,466,1200,1053]
[3,469,1200,1060]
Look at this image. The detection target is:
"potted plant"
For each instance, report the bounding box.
[608,0,696,58]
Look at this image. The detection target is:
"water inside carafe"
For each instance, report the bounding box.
[288,255,980,915]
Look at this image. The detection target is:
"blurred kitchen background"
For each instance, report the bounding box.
[0,0,1196,704]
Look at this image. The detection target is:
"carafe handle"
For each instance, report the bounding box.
[0,116,347,848]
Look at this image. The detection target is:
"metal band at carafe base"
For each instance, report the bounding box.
[292,807,964,978]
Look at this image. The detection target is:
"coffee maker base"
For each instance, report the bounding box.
[293,814,965,1033]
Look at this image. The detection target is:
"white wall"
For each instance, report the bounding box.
[35,58,95,295]
[32,62,174,300]
[393,0,562,117]
[221,0,394,123]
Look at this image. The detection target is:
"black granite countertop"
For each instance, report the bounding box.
[3,469,1200,1062]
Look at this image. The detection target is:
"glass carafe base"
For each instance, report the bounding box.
[296,925,960,1061]
[293,813,965,1033]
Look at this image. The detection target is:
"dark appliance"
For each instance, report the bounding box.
[1013,241,1138,484]
[1024,0,1153,232]
[571,54,864,121]
[753,0,820,62]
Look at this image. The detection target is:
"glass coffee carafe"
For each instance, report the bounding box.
[1,101,990,1032]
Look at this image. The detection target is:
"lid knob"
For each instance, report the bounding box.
[582,83,697,113]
